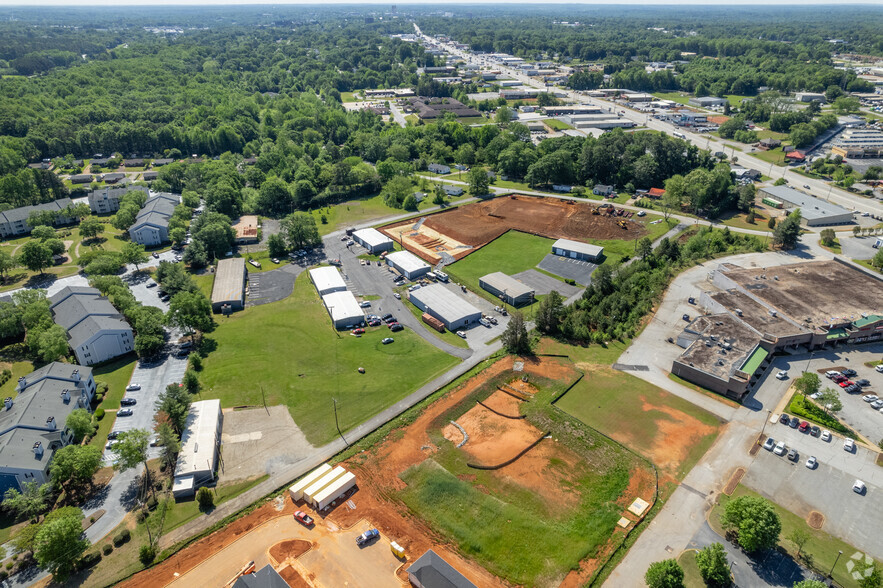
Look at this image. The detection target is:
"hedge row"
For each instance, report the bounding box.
[787,394,854,437]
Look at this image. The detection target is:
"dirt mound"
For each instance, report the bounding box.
[279,565,312,588]
[269,539,311,563]
[480,389,525,417]
[456,402,542,465]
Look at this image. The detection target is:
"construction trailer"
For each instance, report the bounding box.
[422,313,446,333]
[288,463,332,502]
[313,471,357,511]
[303,466,347,506]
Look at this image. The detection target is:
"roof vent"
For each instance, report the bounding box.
[33,442,43,457]
[61,389,71,403]
[46,416,56,430]
[3,397,11,410]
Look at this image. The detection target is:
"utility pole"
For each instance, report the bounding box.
[333,398,348,446]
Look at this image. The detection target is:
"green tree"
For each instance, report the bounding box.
[49,444,102,498]
[494,106,514,124]
[17,240,53,274]
[535,290,563,335]
[818,387,842,414]
[37,324,69,362]
[139,543,157,565]
[121,242,149,271]
[31,225,55,241]
[872,248,883,270]
[767,217,776,230]
[155,419,181,470]
[170,227,186,246]
[156,383,192,435]
[0,250,17,278]
[182,369,201,395]
[3,479,51,522]
[381,175,413,208]
[787,528,810,558]
[0,301,24,339]
[113,428,154,498]
[78,218,104,241]
[501,311,531,355]
[638,237,653,260]
[467,167,490,197]
[167,291,213,336]
[695,543,731,587]
[267,233,288,258]
[833,96,861,114]
[793,581,827,588]
[196,486,214,511]
[402,193,418,211]
[645,559,685,588]
[33,508,88,581]
[819,228,836,246]
[772,210,802,249]
[65,408,93,443]
[859,564,881,588]
[281,211,321,251]
[793,372,820,398]
[183,238,209,268]
[720,495,781,553]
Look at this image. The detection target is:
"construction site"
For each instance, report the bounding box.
[381,195,647,264]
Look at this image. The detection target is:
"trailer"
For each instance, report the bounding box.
[303,466,347,505]
[288,464,332,502]
[422,313,446,333]
[314,471,357,511]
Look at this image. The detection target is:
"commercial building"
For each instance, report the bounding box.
[795,92,826,103]
[321,291,364,329]
[408,550,477,588]
[0,198,75,238]
[173,399,222,498]
[309,266,347,296]
[129,192,179,246]
[386,250,431,280]
[688,96,728,108]
[672,260,883,399]
[552,238,604,262]
[49,286,133,366]
[406,97,481,120]
[87,185,149,214]
[211,258,247,313]
[758,185,853,226]
[0,363,95,495]
[409,284,482,331]
[232,215,259,244]
[479,272,535,306]
[352,228,394,254]
[830,129,883,159]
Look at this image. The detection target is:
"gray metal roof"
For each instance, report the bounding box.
[759,185,852,221]
[408,549,477,588]
[211,258,246,306]
[352,228,393,249]
[410,285,481,324]
[0,198,73,225]
[552,238,604,258]
[479,272,534,298]
[232,565,289,588]
[386,250,430,274]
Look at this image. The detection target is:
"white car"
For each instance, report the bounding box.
[805,456,817,469]
[820,430,831,442]
[877,364,883,373]
[872,400,883,410]
[359,301,371,308]
[863,394,879,403]
[773,441,787,456]
[762,437,776,451]
[853,480,866,494]
[776,370,788,380]
[825,370,841,379]
[393,293,401,299]
[125,384,141,392]
[636,210,646,217]
[456,331,467,338]
[844,438,855,452]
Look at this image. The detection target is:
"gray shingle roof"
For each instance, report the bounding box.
[52,294,118,330]
[67,315,131,349]
[408,550,477,588]
[49,286,101,309]
[232,565,290,588]
[0,198,73,225]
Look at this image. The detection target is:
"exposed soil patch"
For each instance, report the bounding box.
[480,388,526,416]
[807,511,825,530]
[494,439,584,511]
[278,566,312,588]
[723,467,746,496]
[639,398,718,475]
[453,400,541,465]
[269,539,312,564]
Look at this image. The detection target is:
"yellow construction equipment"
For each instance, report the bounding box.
[618,220,627,229]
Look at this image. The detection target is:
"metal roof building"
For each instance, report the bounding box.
[309,266,347,296]
[321,291,364,329]
[409,284,482,331]
[552,238,604,262]
[172,399,223,498]
[758,186,854,227]
[352,228,394,254]
[479,272,535,306]
[211,258,247,313]
[386,250,431,280]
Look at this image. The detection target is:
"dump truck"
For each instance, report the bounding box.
[422,313,445,333]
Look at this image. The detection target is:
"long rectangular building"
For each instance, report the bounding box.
[386,250,431,280]
[309,266,347,296]
[129,193,179,246]
[211,258,247,313]
[758,185,853,227]
[173,399,223,498]
[479,272,535,306]
[409,284,482,331]
[49,286,134,366]
[321,291,364,329]
[0,198,75,238]
[352,228,394,254]
[552,238,604,262]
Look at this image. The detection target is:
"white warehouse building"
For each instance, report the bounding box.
[173,399,223,498]
[386,250,431,280]
[552,238,604,262]
[352,228,394,254]
[309,266,347,296]
[321,291,364,329]
[409,284,482,331]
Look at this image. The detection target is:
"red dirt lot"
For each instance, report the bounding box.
[446,394,541,466]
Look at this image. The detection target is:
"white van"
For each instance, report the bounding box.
[853,480,866,494]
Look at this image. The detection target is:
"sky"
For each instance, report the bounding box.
[0,0,878,5]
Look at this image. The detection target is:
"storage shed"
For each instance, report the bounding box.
[552,238,604,262]
[386,250,431,280]
[303,466,346,506]
[309,266,347,296]
[313,471,357,511]
[289,463,332,502]
[321,291,364,329]
[409,284,482,331]
[352,228,394,254]
[211,258,247,313]
[479,272,535,306]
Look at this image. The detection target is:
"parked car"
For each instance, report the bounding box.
[456,331,467,338]
[120,398,137,406]
[146,282,157,288]
[776,370,788,380]
[853,480,866,494]
[479,318,491,327]
[381,314,393,321]
[871,400,883,410]
[118,409,133,417]
[107,431,120,440]
[773,441,787,456]
[125,384,141,392]
[789,416,799,428]
[810,426,821,437]
[863,394,879,403]
[351,328,365,335]
[842,368,857,377]
[762,437,776,451]
[368,319,381,327]
[787,449,799,462]
[779,413,790,425]
[383,316,397,324]
[389,323,404,333]
[832,374,847,383]
[359,301,371,308]
[393,292,401,299]
[294,511,314,526]
[682,314,690,321]
[356,528,380,546]
[106,442,117,451]
[856,379,871,387]
[839,380,854,388]
[876,364,883,373]
[821,430,832,442]
[825,370,841,379]
[152,252,160,259]
[798,421,809,433]
[381,337,394,345]
[844,438,855,452]
[805,456,818,470]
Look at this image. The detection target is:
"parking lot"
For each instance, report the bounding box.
[537,253,597,286]
[839,235,882,261]
[814,362,883,444]
[246,267,297,307]
[511,268,581,297]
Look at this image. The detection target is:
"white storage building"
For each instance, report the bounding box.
[409,284,482,331]
[309,266,347,296]
[479,272,535,306]
[352,228,394,254]
[314,471,357,511]
[173,399,223,498]
[303,465,346,506]
[289,463,332,502]
[552,238,604,262]
[321,291,365,329]
[386,250,431,280]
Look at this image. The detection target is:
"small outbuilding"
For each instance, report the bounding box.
[552,238,604,262]
[352,228,394,254]
[409,284,482,331]
[211,258,247,313]
[309,266,347,296]
[479,272,535,306]
[321,291,364,329]
[386,250,431,280]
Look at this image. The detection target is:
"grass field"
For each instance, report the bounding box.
[556,366,722,480]
[0,358,35,400]
[710,485,865,588]
[677,550,705,587]
[853,258,882,275]
[653,92,691,105]
[198,272,459,445]
[87,354,138,449]
[716,208,770,231]
[819,237,842,255]
[544,118,573,130]
[161,474,269,533]
[753,148,787,167]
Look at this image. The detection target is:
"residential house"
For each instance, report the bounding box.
[50,286,134,366]
[88,185,149,215]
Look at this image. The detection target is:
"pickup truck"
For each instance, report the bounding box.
[293,510,314,526]
[356,528,379,546]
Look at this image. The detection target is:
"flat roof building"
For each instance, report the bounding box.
[309,266,347,296]
[552,238,604,262]
[321,291,364,329]
[409,284,482,331]
[173,399,222,498]
[688,96,728,108]
[758,185,854,226]
[211,258,247,313]
[232,215,259,244]
[386,250,431,280]
[352,228,394,254]
[479,272,535,306]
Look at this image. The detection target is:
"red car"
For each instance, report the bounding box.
[351,328,365,335]
[294,511,314,526]
[839,380,854,388]
[798,421,809,433]
[832,374,847,383]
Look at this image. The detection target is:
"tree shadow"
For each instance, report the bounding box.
[23,273,58,289]
[198,337,218,358]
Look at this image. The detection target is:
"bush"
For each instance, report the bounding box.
[146,496,158,510]
[77,552,101,570]
[787,394,852,435]
[139,544,156,566]
[113,529,131,546]
[95,408,105,420]
[102,544,113,556]
[136,510,147,523]
[196,487,214,511]
[190,354,203,372]
[0,570,7,581]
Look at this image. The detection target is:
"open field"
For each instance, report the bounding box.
[754,148,787,166]
[381,195,648,264]
[716,208,771,231]
[197,272,459,445]
[677,550,705,587]
[544,118,573,130]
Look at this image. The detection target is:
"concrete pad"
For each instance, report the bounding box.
[510,268,581,297]
[628,497,650,517]
[617,517,631,528]
[536,253,597,286]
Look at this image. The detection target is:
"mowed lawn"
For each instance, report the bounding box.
[198,273,459,445]
[556,368,722,480]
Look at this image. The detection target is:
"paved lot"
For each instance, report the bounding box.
[511,268,581,297]
[814,360,883,444]
[537,253,597,286]
[219,406,315,484]
[247,268,296,307]
[839,235,881,261]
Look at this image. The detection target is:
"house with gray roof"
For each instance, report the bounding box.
[129,193,180,246]
[50,287,133,366]
[0,363,95,495]
[408,549,477,588]
[0,198,75,238]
